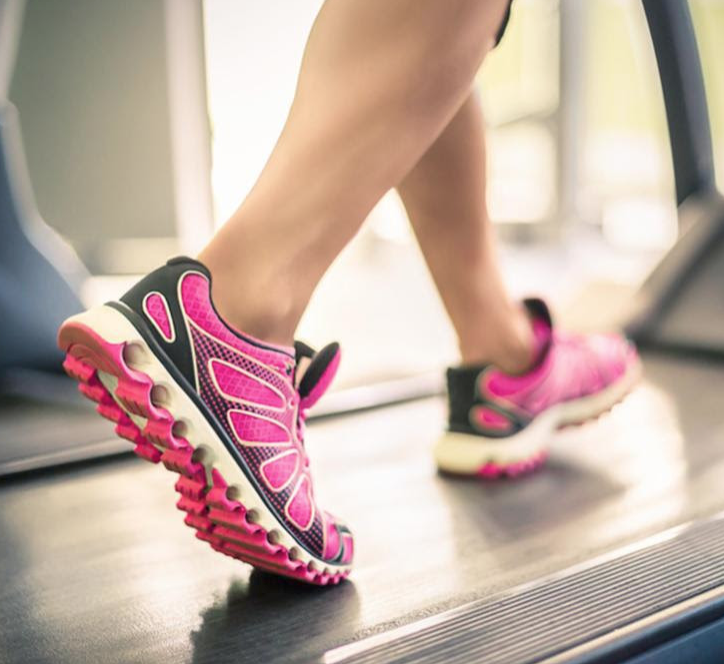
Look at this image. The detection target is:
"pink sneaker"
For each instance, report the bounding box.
[435,299,641,478]
[58,257,353,585]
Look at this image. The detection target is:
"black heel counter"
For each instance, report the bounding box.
[446,366,482,433]
[117,257,209,388]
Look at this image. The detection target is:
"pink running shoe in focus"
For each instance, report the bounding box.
[58,257,353,585]
[435,298,641,477]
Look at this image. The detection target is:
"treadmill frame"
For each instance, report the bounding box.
[626,0,724,358]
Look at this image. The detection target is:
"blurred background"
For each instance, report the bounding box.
[1,0,723,469]
[4,4,724,662]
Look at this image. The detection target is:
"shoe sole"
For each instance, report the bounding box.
[58,304,351,586]
[434,358,642,478]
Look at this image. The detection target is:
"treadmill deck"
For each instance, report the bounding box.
[1,351,723,664]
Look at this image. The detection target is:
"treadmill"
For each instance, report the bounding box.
[1,1,724,663]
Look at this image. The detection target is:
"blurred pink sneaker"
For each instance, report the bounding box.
[435,299,641,477]
[58,257,352,585]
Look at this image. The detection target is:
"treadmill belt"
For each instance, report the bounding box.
[0,351,723,664]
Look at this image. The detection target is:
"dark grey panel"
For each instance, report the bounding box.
[656,210,724,349]
[626,193,724,356]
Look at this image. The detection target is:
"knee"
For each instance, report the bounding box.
[409,0,510,107]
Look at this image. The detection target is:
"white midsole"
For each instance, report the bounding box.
[66,304,348,574]
[434,360,641,474]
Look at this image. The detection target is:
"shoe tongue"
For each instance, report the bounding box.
[522,298,553,366]
[294,341,341,409]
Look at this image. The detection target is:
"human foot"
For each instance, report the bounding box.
[435,299,641,478]
[58,257,353,585]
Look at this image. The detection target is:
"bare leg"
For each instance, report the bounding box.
[397,91,533,373]
[199,0,509,346]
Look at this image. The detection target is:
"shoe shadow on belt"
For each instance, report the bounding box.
[190,571,361,664]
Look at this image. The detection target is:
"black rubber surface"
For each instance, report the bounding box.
[327,515,724,663]
[1,351,723,664]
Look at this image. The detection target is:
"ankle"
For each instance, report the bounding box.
[459,305,534,374]
[198,247,300,347]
